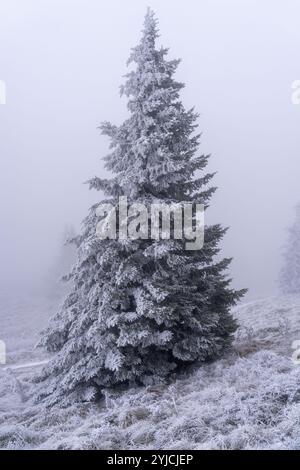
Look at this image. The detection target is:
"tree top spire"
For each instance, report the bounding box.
[144,7,157,31]
[141,8,159,50]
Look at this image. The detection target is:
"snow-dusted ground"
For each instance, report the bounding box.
[1,293,300,449]
[0,291,55,366]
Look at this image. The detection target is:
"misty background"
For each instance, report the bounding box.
[0,0,299,300]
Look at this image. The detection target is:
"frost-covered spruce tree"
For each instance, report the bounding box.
[37,9,245,404]
[279,204,300,294]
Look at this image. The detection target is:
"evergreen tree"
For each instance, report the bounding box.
[37,9,245,404]
[279,204,300,294]
[44,225,77,299]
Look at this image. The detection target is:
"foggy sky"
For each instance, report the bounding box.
[0,0,300,299]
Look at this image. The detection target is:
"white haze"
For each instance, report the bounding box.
[0,0,299,299]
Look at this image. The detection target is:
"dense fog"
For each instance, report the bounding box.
[0,0,299,299]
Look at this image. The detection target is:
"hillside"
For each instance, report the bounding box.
[0,295,300,449]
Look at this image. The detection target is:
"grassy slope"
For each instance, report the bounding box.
[1,295,300,449]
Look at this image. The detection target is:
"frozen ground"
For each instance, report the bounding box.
[0,290,55,366]
[0,293,300,449]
